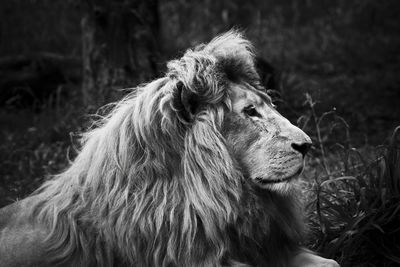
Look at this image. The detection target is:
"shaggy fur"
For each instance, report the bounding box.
[9,31,306,266]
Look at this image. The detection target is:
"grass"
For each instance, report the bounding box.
[298,94,400,266]
[0,85,83,206]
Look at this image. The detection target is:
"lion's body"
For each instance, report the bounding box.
[0,31,339,267]
[0,197,49,266]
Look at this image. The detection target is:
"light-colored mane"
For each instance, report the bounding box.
[31,31,303,266]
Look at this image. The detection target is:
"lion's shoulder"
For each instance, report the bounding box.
[0,197,50,267]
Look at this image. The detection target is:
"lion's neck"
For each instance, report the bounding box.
[227,184,305,266]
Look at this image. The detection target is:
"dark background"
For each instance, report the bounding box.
[0,1,400,266]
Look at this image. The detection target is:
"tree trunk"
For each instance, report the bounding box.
[81,0,160,110]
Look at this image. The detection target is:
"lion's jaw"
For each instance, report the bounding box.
[222,83,312,192]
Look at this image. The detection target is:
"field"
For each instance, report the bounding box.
[1,1,399,266]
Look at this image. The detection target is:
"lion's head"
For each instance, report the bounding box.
[1,31,314,267]
[223,83,311,192]
[165,31,311,194]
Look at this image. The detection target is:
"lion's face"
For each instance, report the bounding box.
[222,83,312,191]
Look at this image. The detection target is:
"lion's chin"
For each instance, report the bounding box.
[254,167,303,192]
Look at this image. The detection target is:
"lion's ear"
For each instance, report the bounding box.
[172,81,199,123]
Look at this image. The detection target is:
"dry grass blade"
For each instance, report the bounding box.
[384,126,400,195]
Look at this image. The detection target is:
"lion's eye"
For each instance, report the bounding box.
[243,105,261,118]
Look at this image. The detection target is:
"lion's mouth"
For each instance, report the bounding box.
[255,168,303,185]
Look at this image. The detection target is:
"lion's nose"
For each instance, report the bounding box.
[291,142,312,157]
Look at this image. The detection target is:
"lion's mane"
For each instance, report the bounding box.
[31,31,304,267]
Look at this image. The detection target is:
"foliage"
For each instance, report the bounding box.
[0,86,83,206]
[299,94,400,266]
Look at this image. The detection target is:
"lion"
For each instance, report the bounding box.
[0,31,339,267]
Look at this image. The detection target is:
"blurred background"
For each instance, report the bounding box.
[0,0,399,266]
